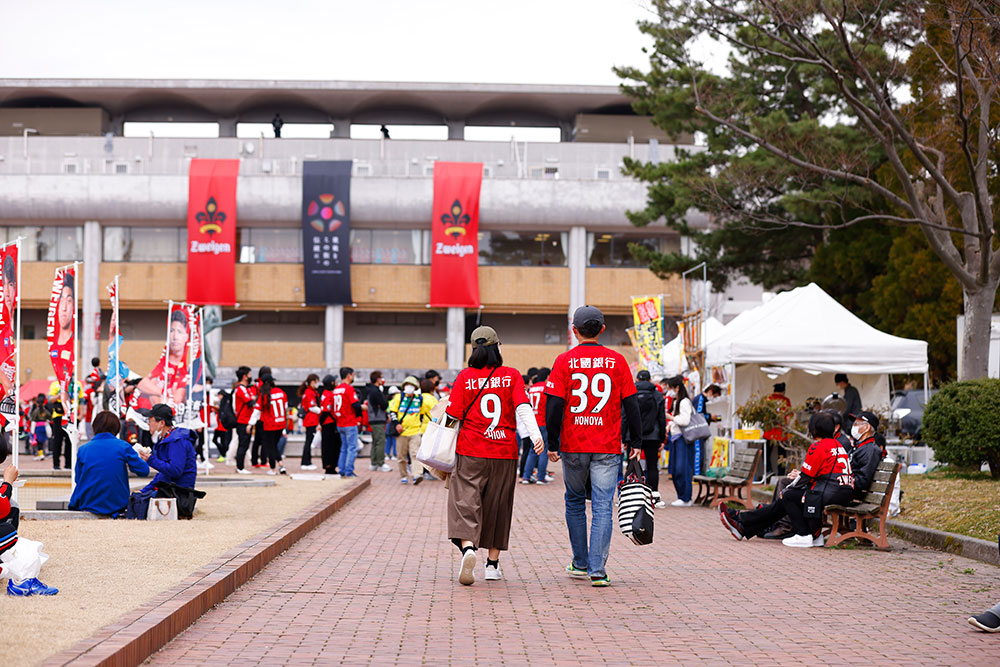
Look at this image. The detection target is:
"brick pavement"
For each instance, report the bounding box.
[147,468,999,666]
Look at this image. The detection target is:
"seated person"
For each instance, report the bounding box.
[1,459,58,596]
[136,404,197,493]
[69,411,150,516]
[848,411,885,500]
[720,411,854,548]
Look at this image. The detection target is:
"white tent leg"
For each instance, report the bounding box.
[923,371,930,405]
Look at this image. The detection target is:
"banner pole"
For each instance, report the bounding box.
[115,274,122,417]
[12,238,22,503]
[201,308,210,476]
[71,260,80,493]
[164,300,172,409]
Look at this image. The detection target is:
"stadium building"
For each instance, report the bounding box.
[0,79,701,383]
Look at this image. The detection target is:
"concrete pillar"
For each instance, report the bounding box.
[324,305,344,369]
[560,120,574,143]
[218,118,237,138]
[446,307,465,370]
[447,120,465,140]
[331,119,350,138]
[81,220,101,366]
[567,226,587,346]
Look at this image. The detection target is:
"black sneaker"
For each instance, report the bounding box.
[719,504,745,541]
[968,610,1000,632]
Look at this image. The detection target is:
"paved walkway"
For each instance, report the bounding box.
[147,468,999,665]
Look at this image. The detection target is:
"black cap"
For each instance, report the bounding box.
[572,305,604,329]
[773,382,786,392]
[637,370,651,381]
[850,411,880,431]
[140,403,175,425]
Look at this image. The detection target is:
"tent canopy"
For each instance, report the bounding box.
[705,283,928,374]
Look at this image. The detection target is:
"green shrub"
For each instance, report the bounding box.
[923,379,1000,479]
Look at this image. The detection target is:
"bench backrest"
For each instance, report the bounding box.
[728,443,763,481]
[859,459,902,510]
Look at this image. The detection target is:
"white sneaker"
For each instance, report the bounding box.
[654,499,666,509]
[369,464,377,471]
[544,474,554,482]
[379,464,392,472]
[266,469,277,476]
[670,499,693,507]
[812,534,825,547]
[236,468,252,475]
[202,460,215,469]
[459,550,476,585]
[782,534,815,548]
[301,465,318,470]
[484,563,502,581]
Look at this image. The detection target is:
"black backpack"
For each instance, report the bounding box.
[219,390,238,429]
[636,389,659,438]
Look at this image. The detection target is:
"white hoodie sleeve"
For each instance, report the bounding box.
[669,397,693,435]
[515,403,542,443]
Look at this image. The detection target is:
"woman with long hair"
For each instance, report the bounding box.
[297,373,321,470]
[446,326,542,585]
[319,374,341,475]
[665,375,695,507]
[250,374,287,475]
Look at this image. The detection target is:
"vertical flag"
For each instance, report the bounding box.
[136,302,192,412]
[47,265,77,394]
[187,159,239,305]
[301,161,352,304]
[429,162,483,307]
[106,276,129,417]
[0,241,19,430]
[628,295,666,377]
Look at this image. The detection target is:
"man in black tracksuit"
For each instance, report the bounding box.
[623,370,666,507]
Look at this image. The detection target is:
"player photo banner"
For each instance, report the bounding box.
[187,159,239,306]
[0,241,19,427]
[302,161,352,305]
[47,265,77,391]
[430,162,482,307]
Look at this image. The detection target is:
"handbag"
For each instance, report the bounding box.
[617,458,654,545]
[416,367,497,473]
[682,412,712,444]
[147,497,178,521]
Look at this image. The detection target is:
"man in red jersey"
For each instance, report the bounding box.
[545,306,643,587]
[520,368,551,485]
[231,366,257,474]
[332,367,363,478]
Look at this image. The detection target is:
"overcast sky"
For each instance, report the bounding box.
[1,0,655,85]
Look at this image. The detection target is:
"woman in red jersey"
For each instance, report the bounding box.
[446,326,543,586]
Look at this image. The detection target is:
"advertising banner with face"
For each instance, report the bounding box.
[135,302,192,411]
[46,265,76,392]
[0,242,18,427]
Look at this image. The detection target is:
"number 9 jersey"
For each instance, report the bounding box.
[446,365,529,460]
[545,343,637,454]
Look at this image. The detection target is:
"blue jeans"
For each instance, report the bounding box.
[521,426,548,481]
[337,426,359,476]
[668,434,694,502]
[562,452,621,578]
[385,433,397,458]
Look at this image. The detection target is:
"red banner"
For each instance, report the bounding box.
[135,303,193,411]
[430,162,482,307]
[46,266,76,390]
[187,159,239,305]
[0,244,18,417]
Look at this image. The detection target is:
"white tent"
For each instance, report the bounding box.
[705,283,928,417]
[660,316,726,377]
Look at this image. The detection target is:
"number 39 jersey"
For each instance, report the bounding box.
[446,365,529,460]
[546,343,637,454]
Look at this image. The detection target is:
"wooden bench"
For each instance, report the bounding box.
[824,459,901,550]
[693,443,762,509]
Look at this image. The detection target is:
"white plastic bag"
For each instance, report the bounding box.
[0,537,49,581]
[147,497,178,521]
[416,418,458,473]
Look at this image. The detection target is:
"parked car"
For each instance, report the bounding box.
[888,389,937,439]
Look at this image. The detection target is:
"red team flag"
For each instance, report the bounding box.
[47,266,76,392]
[187,159,239,306]
[0,244,18,426]
[430,162,483,307]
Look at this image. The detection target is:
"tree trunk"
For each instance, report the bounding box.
[959,283,999,380]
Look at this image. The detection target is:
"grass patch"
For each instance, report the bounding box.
[898,468,1000,542]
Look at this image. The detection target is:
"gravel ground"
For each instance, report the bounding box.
[0,475,348,667]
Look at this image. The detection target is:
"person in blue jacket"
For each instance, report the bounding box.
[69,411,150,515]
[137,403,197,492]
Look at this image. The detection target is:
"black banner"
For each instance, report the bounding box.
[302,161,352,305]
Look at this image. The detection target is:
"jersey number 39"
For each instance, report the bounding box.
[569,372,611,414]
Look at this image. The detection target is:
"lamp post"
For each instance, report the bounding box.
[22,128,38,159]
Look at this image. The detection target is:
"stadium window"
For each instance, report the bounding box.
[350,125,448,141]
[37,227,83,262]
[238,228,302,263]
[123,122,220,138]
[236,123,334,139]
[464,127,561,143]
[478,231,567,267]
[103,227,186,262]
[588,233,663,267]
